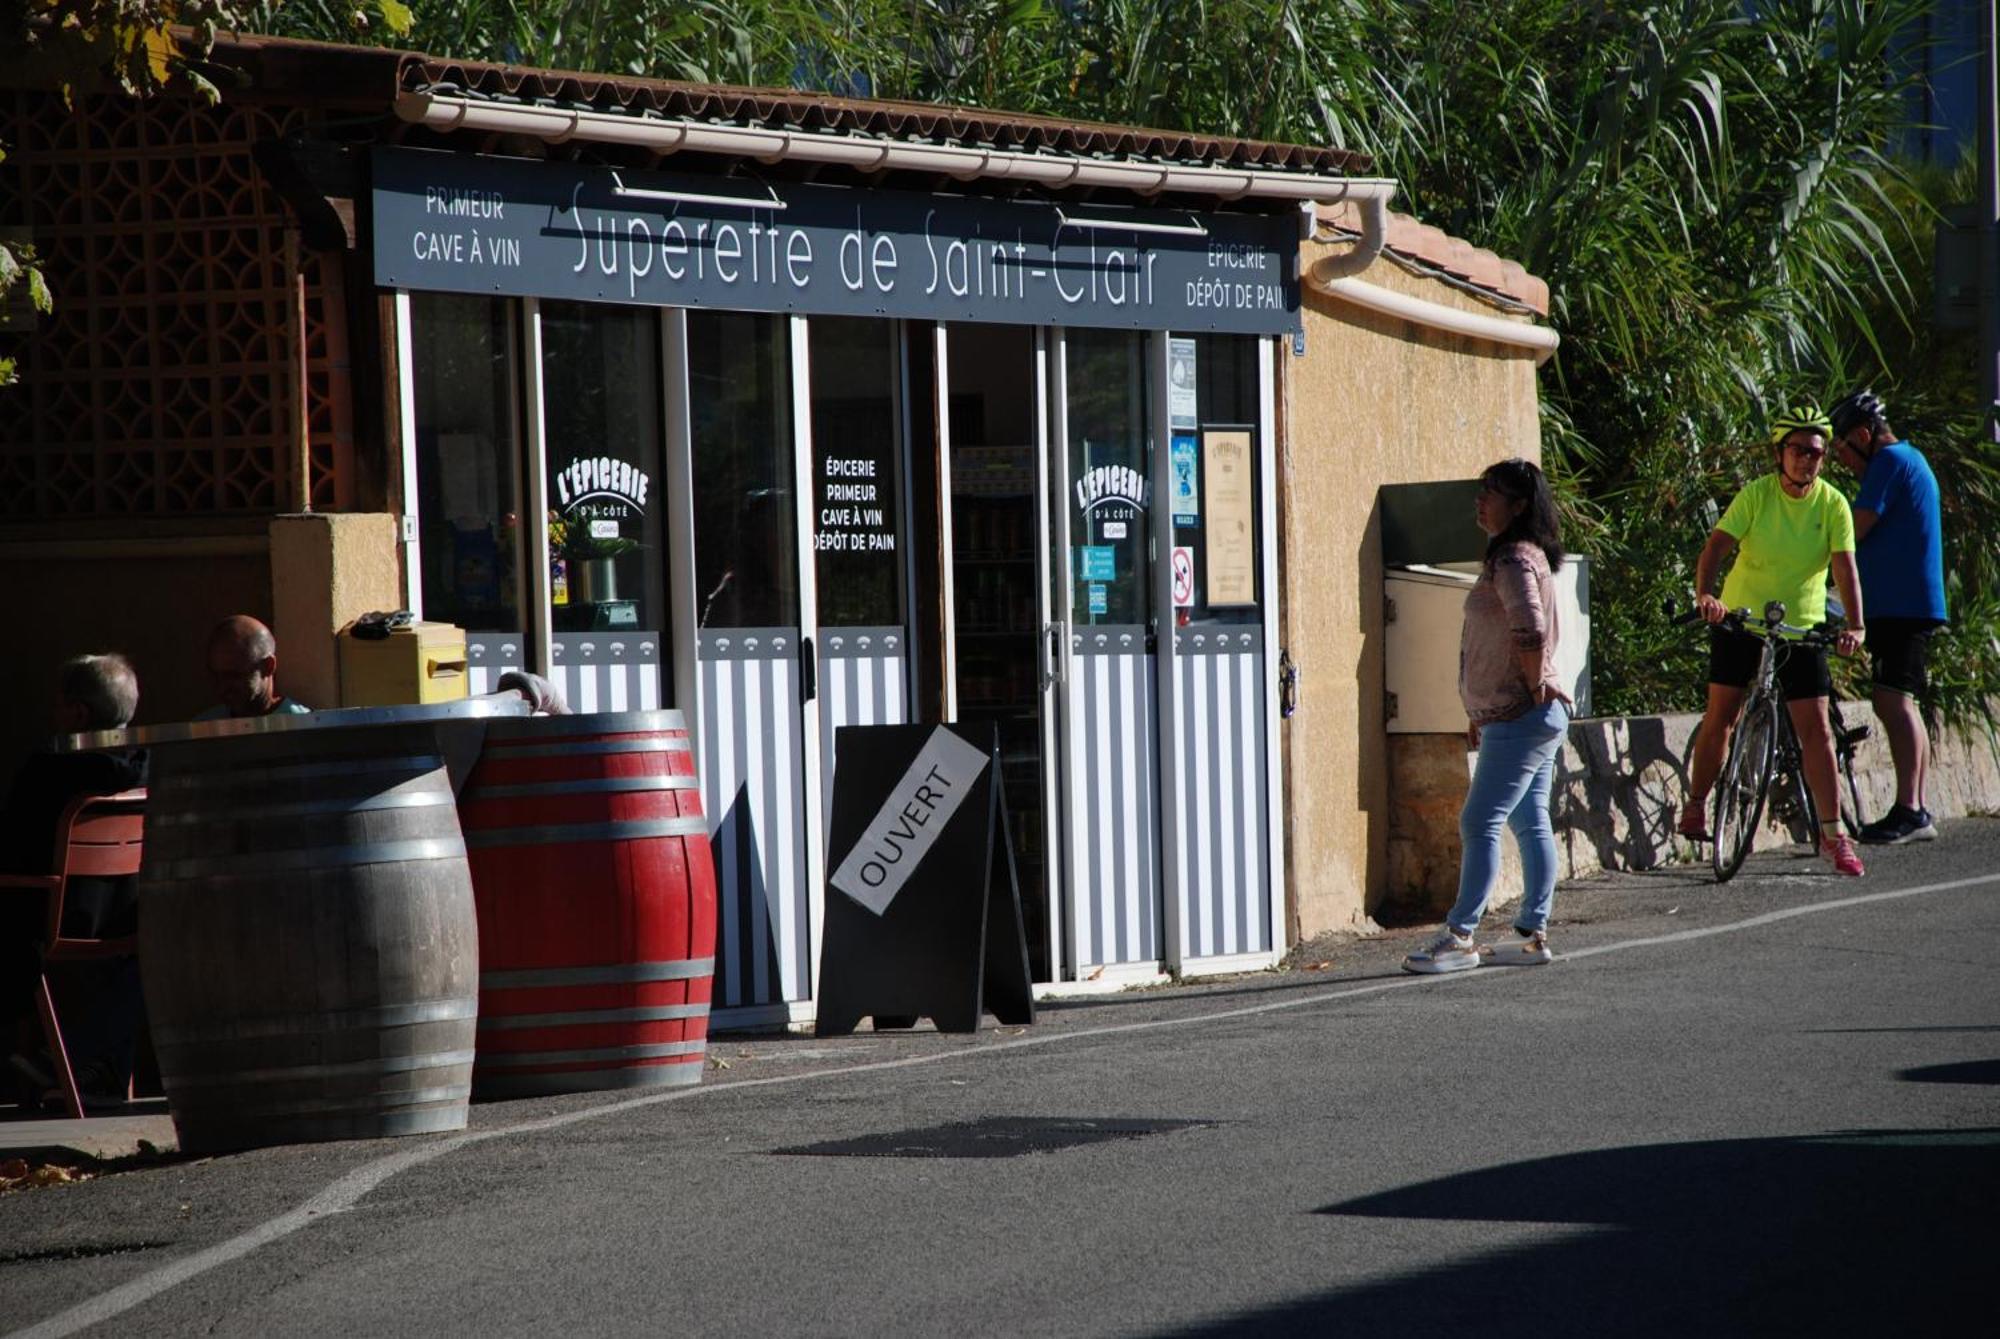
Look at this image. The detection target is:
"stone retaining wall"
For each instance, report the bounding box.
[1552,704,2000,880]
[1385,703,2000,922]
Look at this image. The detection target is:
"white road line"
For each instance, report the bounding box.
[14,870,1996,1339]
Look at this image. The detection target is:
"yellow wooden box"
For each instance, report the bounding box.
[338,620,470,706]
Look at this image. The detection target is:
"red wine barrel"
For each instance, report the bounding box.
[140,723,479,1154]
[459,710,716,1097]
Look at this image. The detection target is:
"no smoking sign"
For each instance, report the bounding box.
[1171,545,1196,608]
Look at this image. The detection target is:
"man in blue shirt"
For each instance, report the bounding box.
[1830,390,1946,844]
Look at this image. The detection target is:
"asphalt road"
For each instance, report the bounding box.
[5,821,1998,1338]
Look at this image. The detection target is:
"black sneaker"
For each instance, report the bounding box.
[1860,805,1938,845]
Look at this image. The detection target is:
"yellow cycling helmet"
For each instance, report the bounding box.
[1768,405,1832,445]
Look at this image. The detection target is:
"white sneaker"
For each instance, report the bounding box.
[1485,929,1553,967]
[1402,928,1481,974]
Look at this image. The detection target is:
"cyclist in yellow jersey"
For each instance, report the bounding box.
[1680,408,1868,875]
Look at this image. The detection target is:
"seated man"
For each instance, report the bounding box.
[1,653,147,1107]
[196,614,310,719]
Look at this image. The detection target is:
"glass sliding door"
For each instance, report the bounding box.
[407,293,528,693]
[946,323,1058,982]
[538,301,667,710]
[809,316,912,825]
[1162,333,1275,970]
[1055,327,1163,976]
[688,310,815,1015]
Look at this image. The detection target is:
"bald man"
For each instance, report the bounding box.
[196,615,310,720]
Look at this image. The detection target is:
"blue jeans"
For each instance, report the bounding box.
[1447,700,1569,937]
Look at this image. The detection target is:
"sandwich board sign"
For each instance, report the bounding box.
[815,723,1035,1036]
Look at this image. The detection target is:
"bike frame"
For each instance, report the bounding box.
[1704,607,1833,882]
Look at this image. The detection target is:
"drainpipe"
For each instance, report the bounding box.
[1306,191,1392,283]
[1309,272,1560,364]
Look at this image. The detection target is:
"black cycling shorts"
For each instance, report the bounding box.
[1868,617,1943,697]
[1706,626,1831,701]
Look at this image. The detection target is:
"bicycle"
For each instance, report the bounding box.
[1827,695,1872,839]
[1675,600,1843,882]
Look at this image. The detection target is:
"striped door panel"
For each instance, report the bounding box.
[466,635,524,698]
[1172,626,1272,961]
[552,633,664,714]
[818,626,910,827]
[698,628,811,1008]
[1067,626,1162,969]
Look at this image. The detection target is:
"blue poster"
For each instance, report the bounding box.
[1088,583,1109,615]
[1170,434,1199,526]
[1077,545,1117,581]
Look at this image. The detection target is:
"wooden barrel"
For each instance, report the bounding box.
[139,722,480,1154]
[459,710,717,1097]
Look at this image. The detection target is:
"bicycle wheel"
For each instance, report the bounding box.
[1774,710,1820,849]
[1712,699,1775,882]
[1838,740,1868,838]
[1828,700,1872,837]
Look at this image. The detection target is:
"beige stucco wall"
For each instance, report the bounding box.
[1279,251,1546,938]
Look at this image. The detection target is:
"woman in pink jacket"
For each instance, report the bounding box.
[1405,458,1573,974]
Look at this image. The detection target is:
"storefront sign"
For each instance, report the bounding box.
[829,726,991,915]
[816,454,896,553]
[374,147,1302,334]
[1204,428,1257,605]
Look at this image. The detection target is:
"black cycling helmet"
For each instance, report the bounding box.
[1768,405,1832,445]
[1829,389,1886,438]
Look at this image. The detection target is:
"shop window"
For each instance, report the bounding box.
[1065,329,1151,628]
[1168,333,1262,626]
[409,293,525,633]
[808,317,906,629]
[539,302,668,634]
[690,311,800,629]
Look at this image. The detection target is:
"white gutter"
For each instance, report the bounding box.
[393,91,1399,208]
[1311,273,1559,365]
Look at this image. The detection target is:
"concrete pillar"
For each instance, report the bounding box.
[269,513,402,712]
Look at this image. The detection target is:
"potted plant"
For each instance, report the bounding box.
[549,511,643,605]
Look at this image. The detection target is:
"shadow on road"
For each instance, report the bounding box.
[1899,1059,2000,1085]
[1164,1128,1997,1337]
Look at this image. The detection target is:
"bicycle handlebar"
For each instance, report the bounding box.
[1663,599,1844,649]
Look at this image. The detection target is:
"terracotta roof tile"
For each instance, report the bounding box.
[397,51,1373,176]
[1313,203,1547,315]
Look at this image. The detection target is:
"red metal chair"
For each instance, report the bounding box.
[0,788,145,1119]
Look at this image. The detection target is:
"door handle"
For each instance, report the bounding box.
[1042,622,1064,690]
[800,634,817,703]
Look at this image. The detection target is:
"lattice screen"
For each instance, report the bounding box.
[0,91,355,518]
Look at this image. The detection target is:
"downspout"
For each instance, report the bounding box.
[1306,191,1392,282]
